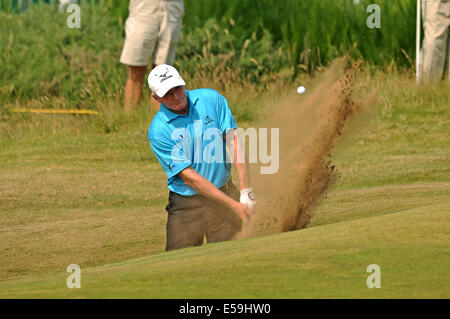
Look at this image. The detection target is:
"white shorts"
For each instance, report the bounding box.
[120,0,184,67]
[421,0,450,81]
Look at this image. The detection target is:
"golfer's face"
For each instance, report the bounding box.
[160,86,187,112]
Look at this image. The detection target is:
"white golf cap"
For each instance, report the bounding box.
[148,64,186,98]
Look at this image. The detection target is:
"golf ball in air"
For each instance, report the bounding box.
[297,86,306,94]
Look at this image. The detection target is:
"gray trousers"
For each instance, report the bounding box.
[421,0,450,81]
[164,181,242,251]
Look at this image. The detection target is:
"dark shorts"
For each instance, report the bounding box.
[165,181,242,251]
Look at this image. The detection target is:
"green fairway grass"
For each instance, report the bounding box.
[0,68,449,298]
[0,202,448,298]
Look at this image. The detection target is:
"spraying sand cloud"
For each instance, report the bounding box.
[243,59,377,237]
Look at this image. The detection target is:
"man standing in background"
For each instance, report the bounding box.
[120,0,184,113]
[421,0,450,82]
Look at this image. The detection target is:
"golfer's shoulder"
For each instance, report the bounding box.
[148,111,169,140]
[190,88,224,100]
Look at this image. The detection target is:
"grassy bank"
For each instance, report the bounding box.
[1,203,449,298]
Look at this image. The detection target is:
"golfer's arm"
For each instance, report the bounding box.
[178,167,238,209]
[228,130,250,190]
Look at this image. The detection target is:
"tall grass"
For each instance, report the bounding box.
[0,2,125,110]
[100,0,418,75]
[182,0,417,76]
[0,0,52,13]
[3,0,417,72]
[0,0,418,118]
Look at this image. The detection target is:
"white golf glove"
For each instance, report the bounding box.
[240,187,256,210]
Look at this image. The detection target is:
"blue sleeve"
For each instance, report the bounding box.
[149,132,192,180]
[214,91,238,134]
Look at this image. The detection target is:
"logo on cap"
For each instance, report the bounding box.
[159,70,173,83]
[148,64,186,97]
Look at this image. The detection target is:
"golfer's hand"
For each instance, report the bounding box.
[232,202,253,224]
[240,188,256,210]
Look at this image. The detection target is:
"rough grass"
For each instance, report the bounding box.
[1,0,420,114]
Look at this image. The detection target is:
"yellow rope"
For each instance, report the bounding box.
[10,108,100,115]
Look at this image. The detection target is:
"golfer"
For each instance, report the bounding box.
[147,64,256,251]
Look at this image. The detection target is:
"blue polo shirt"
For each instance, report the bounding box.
[148,89,238,196]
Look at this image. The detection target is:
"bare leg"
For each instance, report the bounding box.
[148,64,161,112]
[124,65,147,113]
